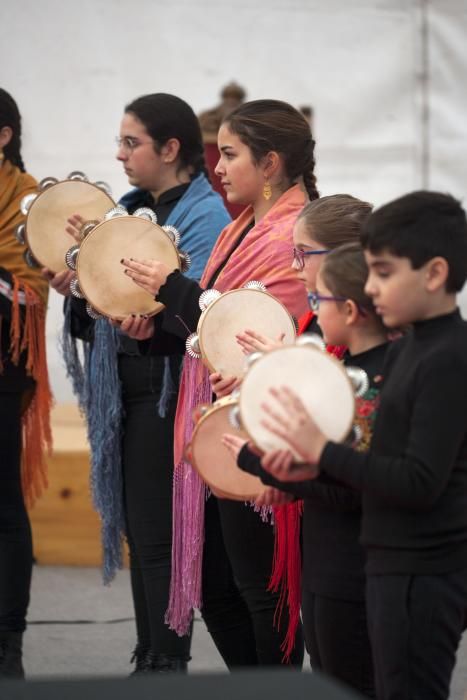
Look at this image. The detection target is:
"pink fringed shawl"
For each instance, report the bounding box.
[166,185,309,635]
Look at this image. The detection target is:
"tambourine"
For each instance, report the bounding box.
[231,335,369,460]
[15,171,115,272]
[66,206,190,320]
[185,283,297,378]
[188,395,269,501]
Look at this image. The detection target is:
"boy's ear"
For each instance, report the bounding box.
[425,256,449,292]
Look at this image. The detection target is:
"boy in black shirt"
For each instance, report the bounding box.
[259,191,467,700]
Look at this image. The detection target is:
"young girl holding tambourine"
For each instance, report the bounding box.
[224,200,390,697]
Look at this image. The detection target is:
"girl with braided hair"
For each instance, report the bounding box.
[122,99,316,668]
[0,88,52,678]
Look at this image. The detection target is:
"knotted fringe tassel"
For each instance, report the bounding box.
[269,501,303,662]
[9,278,53,506]
[61,308,125,583]
[60,300,89,411]
[166,355,212,636]
[87,319,125,583]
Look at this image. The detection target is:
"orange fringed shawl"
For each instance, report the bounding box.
[0,160,52,505]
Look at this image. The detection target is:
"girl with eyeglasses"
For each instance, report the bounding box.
[224,198,390,697]
[50,93,230,675]
[236,194,374,355]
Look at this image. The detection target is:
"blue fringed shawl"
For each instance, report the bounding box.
[62,174,229,582]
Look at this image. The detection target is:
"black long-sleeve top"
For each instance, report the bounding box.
[320,309,467,576]
[142,222,255,349]
[67,184,190,357]
[238,341,388,601]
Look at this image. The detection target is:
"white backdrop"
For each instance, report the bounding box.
[2,0,466,401]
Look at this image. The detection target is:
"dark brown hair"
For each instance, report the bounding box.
[125,93,208,179]
[361,190,467,293]
[320,242,382,323]
[298,194,373,249]
[223,99,319,201]
[0,88,25,172]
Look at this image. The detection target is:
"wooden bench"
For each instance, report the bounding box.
[29,403,104,567]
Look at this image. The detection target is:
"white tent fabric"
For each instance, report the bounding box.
[1,0,466,399]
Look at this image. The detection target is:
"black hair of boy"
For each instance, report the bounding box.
[360,190,467,292]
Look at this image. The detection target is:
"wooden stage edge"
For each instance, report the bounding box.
[29,403,128,568]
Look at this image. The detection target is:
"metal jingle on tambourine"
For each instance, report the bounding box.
[69,277,84,299]
[104,205,128,220]
[79,220,99,241]
[228,405,242,430]
[243,280,267,292]
[162,225,180,247]
[20,193,38,216]
[244,351,264,368]
[346,366,369,398]
[39,176,59,190]
[192,403,210,424]
[65,245,80,271]
[295,333,326,352]
[186,333,201,359]
[67,171,88,182]
[93,180,112,196]
[179,250,192,273]
[292,315,299,332]
[351,423,363,445]
[86,303,103,320]
[23,249,39,269]
[198,289,221,311]
[133,207,157,223]
[14,223,26,245]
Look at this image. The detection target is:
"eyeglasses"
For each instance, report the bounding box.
[115,136,154,152]
[308,292,346,311]
[308,291,368,316]
[292,247,329,271]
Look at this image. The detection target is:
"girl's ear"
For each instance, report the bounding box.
[160,137,181,164]
[0,125,13,150]
[261,150,281,180]
[344,299,360,326]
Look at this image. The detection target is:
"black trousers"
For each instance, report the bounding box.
[0,392,32,633]
[301,589,375,698]
[366,570,467,700]
[119,354,191,659]
[201,495,304,668]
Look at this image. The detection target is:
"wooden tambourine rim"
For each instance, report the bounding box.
[76,216,180,319]
[197,288,296,374]
[190,396,268,501]
[238,344,355,456]
[24,179,115,268]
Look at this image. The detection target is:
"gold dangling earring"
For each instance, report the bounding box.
[263,181,272,201]
[0,150,4,164]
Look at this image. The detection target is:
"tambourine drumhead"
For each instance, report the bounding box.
[198,288,296,377]
[77,216,180,320]
[190,397,269,501]
[239,345,355,459]
[25,180,115,272]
